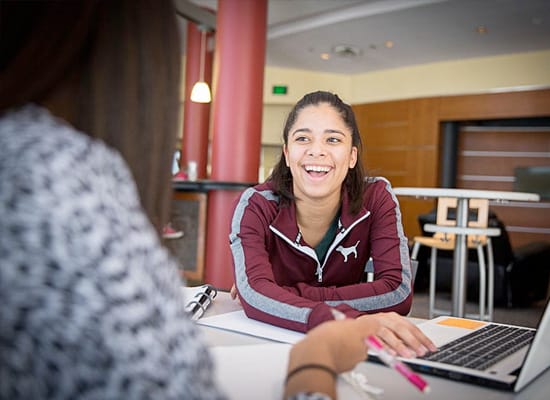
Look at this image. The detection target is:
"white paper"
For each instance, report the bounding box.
[211,343,371,400]
[197,310,305,344]
[211,343,290,400]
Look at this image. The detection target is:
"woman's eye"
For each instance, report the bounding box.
[327,137,342,143]
[295,136,309,142]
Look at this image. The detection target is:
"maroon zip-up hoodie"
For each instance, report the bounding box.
[230,177,413,333]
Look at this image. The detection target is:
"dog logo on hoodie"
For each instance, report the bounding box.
[336,240,360,262]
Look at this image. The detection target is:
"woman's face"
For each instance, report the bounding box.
[283,102,358,203]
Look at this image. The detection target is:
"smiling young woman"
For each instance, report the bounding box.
[229,91,415,333]
[283,102,358,247]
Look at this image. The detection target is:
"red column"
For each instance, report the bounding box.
[181,22,213,179]
[204,0,268,289]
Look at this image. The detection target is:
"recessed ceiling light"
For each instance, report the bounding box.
[385,40,394,48]
[320,53,330,60]
[332,44,362,58]
[476,25,488,34]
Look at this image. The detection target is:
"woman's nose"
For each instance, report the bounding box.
[307,139,326,157]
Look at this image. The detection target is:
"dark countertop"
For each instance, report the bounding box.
[172,179,257,192]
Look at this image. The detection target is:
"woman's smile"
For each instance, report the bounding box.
[284,103,357,201]
[303,164,333,179]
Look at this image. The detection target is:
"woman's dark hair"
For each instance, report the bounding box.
[269,91,367,214]
[0,0,181,232]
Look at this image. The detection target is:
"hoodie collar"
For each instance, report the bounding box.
[270,187,369,241]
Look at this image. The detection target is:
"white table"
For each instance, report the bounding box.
[393,187,540,318]
[198,291,550,399]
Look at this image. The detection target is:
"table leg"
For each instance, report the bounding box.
[452,198,469,317]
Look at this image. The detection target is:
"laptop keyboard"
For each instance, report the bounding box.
[420,324,535,370]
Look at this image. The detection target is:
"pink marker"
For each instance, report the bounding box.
[366,335,430,393]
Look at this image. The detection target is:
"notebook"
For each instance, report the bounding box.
[379,300,550,392]
[182,284,218,320]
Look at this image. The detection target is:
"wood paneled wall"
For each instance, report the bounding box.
[457,126,550,248]
[353,99,439,240]
[353,88,550,249]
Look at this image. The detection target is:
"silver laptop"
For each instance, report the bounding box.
[373,300,550,391]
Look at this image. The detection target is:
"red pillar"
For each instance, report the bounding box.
[204,0,267,289]
[181,22,213,179]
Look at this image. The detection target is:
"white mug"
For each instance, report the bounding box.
[187,160,198,181]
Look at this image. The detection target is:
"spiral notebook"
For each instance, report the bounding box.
[182,284,218,320]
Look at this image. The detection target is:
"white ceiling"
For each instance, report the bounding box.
[183,0,550,75]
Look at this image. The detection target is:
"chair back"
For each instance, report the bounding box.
[434,197,489,242]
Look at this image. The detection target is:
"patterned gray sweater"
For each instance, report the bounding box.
[0,106,331,400]
[0,106,226,399]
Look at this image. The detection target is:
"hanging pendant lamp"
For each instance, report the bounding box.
[190,27,212,103]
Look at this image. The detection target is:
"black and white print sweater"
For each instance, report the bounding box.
[0,106,331,400]
[0,106,226,399]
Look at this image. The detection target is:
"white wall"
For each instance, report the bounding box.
[263,49,550,105]
[263,66,351,105]
[351,50,550,103]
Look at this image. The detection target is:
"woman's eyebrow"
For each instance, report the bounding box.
[290,128,347,136]
[325,129,345,135]
[290,127,311,136]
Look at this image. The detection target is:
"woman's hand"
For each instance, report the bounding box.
[284,312,437,398]
[229,284,240,303]
[284,319,370,399]
[357,312,437,358]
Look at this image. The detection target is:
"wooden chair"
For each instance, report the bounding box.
[411,197,501,321]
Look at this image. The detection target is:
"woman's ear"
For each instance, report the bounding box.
[349,146,358,169]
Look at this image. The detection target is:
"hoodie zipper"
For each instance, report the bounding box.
[270,210,371,282]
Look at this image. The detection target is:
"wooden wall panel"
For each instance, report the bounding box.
[491,204,550,229]
[456,124,550,248]
[380,175,409,188]
[363,123,409,146]
[456,180,514,191]
[461,129,550,151]
[366,150,408,173]
[458,156,549,175]
[353,98,439,239]
[396,198,436,242]
[507,231,550,249]
[438,89,550,121]
[353,88,550,247]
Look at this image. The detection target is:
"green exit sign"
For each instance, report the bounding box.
[272,85,288,95]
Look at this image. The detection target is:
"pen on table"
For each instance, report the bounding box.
[329,308,430,394]
[366,335,430,393]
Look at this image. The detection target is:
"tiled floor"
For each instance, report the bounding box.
[409,291,547,328]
